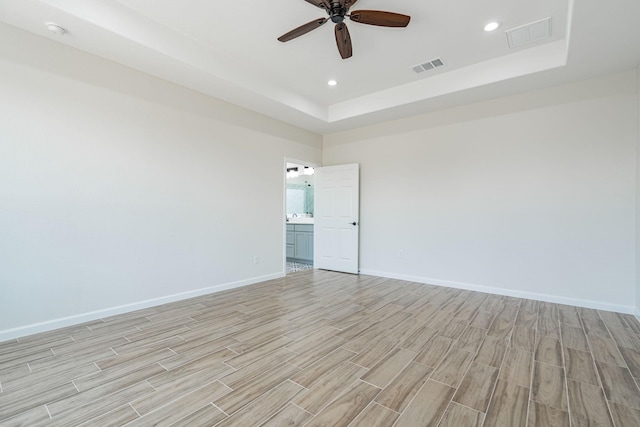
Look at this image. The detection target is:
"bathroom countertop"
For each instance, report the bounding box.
[287,218,314,224]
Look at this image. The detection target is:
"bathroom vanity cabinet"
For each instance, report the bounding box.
[286,223,314,263]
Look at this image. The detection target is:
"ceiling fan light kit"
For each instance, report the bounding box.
[278,0,411,59]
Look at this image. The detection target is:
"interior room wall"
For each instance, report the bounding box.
[324,70,638,313]
[0,24,322,340]
[636,65,640,318]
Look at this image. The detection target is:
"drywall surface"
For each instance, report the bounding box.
[637,65,640,317]
[324,71,637,312]
[0,23,322,339]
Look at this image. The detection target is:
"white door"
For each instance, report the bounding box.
[314,164,359,274]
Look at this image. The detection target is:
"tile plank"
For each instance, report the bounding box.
[260,403,312,427]
[430,348,474,388]
[474,335,507,368]
[0,405,50,426]
[348,402,399,427]
[290,348,355,388]
[531,361,567,411]
[414,336,454,368]
[561,324,589,352]
[215,380,304,427]
[293,362,366,415]
[394,380,455,427]
[169,403,226,427]
[595,361,640,409]
[567,379,614,427]
[45,381,155,426]
[214,362,300,415]
[374,361,432,412]
[527,401,569,427]
[0,382,77,422]
[562,346,599,387]
[455,326,488,354]
[511,325,535,352]
[498,348,532,388]
[125,380,231,427]
[76,404,139,427]
[438,402,484,427]
[609,402,640,427]
[304,380,380,427]
[360,347,415,389]
[349,336,397,369]
[535,336,562,367]
[483,379,528,427]
[452,362,499,412]
[588,336,627,367]
[619,347,640,378]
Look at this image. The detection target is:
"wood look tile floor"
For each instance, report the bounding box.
[1,270,640,426]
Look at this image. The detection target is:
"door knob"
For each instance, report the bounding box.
[351,222,357,226]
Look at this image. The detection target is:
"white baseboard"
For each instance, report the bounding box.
[0,272,284,343]
[2,269,637,343]
[359,269,636,315]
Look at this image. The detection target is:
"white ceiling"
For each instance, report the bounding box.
[1,0,639,134]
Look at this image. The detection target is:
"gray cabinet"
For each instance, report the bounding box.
[286,224,314,263]
[286,226,295,259]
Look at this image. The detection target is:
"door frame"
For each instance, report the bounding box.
[283,157,319,274]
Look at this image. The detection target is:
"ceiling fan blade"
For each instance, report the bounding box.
[350,10,411,27]
[304,0,331,9]
[278,18,328,42]
[335,23,353,59]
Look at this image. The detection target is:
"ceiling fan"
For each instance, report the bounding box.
[278,0,411,59]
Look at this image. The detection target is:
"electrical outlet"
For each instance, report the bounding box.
[398,250,404,259]
[253,256,260,265]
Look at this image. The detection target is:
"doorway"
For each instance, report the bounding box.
[284,160,316,274]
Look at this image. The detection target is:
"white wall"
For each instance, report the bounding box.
[636,65,640,318]
[324,71,638,313]
[0,24,322,340]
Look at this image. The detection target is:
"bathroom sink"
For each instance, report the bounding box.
[288,217,314,224]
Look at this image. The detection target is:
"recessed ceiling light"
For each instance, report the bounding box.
[46,23,67,36]
[327,80,338,87]
[484,21,502,32]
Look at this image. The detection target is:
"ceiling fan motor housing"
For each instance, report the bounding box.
[329,3,347,23]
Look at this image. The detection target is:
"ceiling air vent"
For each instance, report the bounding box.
[412,58,445,74]
[506,17,552,49]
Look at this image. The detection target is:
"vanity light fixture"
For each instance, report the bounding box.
[286,167,300,179]
[303,167,315,176]
[484,21,502,32]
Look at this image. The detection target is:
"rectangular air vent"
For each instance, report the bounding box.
[412,57,445,74]
[506,17,551,49]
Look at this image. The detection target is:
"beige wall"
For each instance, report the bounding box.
[0,24,322,339]
[324,71,638,312]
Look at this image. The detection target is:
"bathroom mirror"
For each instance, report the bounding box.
[286,184,313,217]
[286,172,314,217]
